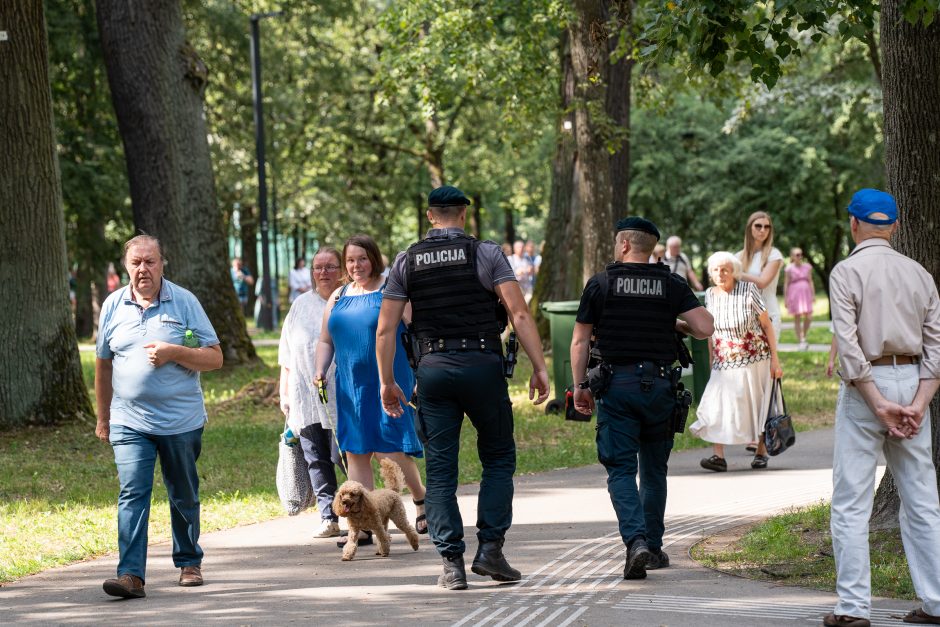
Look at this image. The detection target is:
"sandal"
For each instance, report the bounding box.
[751,454,769,469]
[745,443,758,453]
[904,608,940,624]
[413,499,428,535]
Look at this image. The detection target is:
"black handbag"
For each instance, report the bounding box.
[764,378,796,456]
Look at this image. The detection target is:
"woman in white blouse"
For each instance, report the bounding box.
[288,257,314,304]
[736,212,784,339]
[278,248,344,539]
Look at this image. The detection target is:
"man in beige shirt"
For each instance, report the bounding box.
[825,188,940,627]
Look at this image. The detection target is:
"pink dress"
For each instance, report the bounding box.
[784,263,814,315]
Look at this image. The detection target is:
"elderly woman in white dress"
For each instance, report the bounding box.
[278,247,345,538]
[689,252,783,471]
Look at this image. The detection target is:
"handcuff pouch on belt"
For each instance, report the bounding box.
[581,362,613,399]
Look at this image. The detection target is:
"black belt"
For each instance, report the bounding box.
[609,360,673,377]
[418,335,502,356]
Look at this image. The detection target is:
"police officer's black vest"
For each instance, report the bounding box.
[592,262,677,365]
[405,234,503,341]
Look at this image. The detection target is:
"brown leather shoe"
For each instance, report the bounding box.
[179,565,203,587]
[823,613,871,627]
[103,574,145,599]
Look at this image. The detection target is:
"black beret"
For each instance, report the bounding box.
[616,216,660,240]
[428,185,471,207]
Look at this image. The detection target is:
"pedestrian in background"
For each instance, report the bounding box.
[278,247,345,539]
[377,186,550,590]
[784,247,815,350]
[825,189,940,627]
[95,235,223,599]
[571,217,713,580]
[737,212,784,339]
[288,257,313,304]
[314,234,427,547]
[689,251,782,472]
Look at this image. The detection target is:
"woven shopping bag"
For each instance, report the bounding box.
[275,423,315,516]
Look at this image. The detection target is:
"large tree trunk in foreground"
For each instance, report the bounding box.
[606,1,633,213]
[96,0,255,364]
[570,0,615,284]
[870,0,940,529]
[0,0,94,428]
[532,32,582,338]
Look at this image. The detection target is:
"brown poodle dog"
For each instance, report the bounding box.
[332,458,420,561]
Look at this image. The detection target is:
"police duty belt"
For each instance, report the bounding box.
[418,335,502,355]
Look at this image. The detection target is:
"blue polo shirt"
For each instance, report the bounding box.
[96,279,220,435]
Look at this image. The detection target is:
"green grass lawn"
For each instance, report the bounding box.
[692,502,914,600]
[0,346,836,583]
[779,326,833,346]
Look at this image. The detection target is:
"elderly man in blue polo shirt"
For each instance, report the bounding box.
[95,235,223,599]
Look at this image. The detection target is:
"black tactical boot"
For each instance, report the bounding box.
[624,537,651,580]
[646,548,670,570]
[438,554,468,590]
[471,539,521,582]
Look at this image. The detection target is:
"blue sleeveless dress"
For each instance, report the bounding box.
[327,284,422,456]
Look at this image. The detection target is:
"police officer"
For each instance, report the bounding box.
[376,185,550,590]
[570,217,713,580]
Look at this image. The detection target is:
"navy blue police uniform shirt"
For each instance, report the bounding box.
[385,227,516,368]
[576,263,702,326]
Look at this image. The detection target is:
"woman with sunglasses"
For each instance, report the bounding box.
[737,212,784,339]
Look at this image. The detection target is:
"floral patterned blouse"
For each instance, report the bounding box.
[706,281,770,370]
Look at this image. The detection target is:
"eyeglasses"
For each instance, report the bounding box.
[753,223,772,231]
[313,265,340,273]
[793,252,803,257]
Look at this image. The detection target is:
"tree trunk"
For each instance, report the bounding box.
[570,0,616,283]
[96,0,255,364]
[532,31,582,339]
[503,205,516,245]
[470,194,483,240]
[870,0,940,529]
[0,0,94,428]
[606,1,633,208]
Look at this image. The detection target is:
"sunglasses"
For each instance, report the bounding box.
[753,223,772,231]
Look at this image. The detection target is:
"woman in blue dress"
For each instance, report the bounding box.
[315,234,427,535]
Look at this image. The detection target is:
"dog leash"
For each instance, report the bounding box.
[317,379,349,477]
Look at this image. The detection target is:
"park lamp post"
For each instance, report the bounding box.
[250,10,282,330]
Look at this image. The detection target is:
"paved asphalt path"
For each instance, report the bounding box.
[2,428,917,626]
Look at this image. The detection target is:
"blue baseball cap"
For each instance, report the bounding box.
[847,188,897,225]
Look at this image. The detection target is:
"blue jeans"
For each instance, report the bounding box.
[596,367,674,550]
[109,424,204,581]
[415,361,515,557]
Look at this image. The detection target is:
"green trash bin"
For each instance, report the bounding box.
[690,291,711,403]
[539,300,581,414]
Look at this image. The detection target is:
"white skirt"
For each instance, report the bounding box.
[689,359,773,445]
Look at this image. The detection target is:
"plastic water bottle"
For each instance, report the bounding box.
[282,427,299,447]
[183,329,199,348]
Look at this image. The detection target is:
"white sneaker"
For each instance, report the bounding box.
[799,341,809,351]
[313,519,340,538]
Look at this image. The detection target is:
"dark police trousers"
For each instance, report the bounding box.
[415,358,515,557]
[596,365,674,550]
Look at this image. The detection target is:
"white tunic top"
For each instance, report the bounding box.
[737,247,783,333]
[278,289,336,433]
